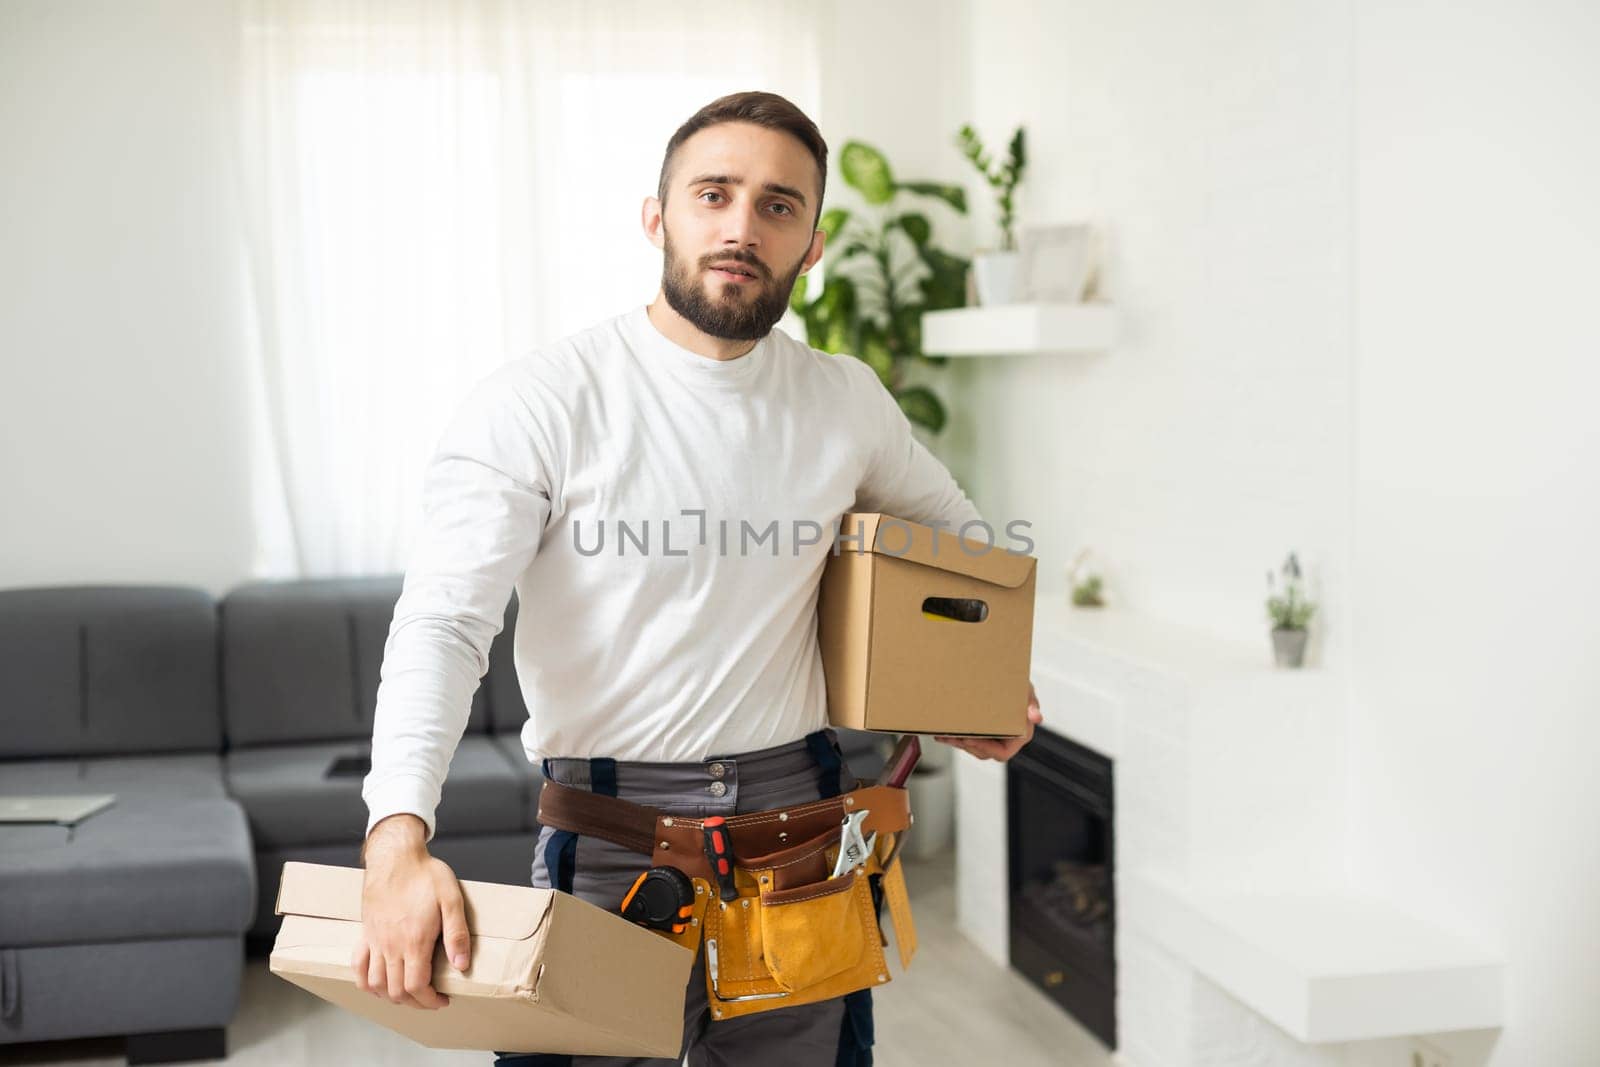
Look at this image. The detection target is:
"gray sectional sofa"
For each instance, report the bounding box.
[0,587,256,1064]
[0,577,887,1063]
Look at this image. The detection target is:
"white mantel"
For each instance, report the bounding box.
[955,592,1503,1064]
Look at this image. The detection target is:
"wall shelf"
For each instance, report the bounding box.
[1127,872,1505,1043]
[922,302,1116,356]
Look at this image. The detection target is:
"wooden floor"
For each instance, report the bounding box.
[1,849,1115,1066]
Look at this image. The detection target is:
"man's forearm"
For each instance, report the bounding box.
[361,812,429,867]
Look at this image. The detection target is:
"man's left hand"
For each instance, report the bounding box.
[934,681,1042,762]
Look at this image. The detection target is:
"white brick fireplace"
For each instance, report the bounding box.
[955,594,1503,1066]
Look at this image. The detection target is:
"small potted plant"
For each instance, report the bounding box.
[954,123,1026,305]
[1265,552,1316,668]
[1068,548,1105,608]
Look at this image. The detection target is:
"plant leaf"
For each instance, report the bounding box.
[893,212,932,247]
[788,272,809,314]
[955,124,991,176]
[856,321,895,386]
[891,305,923,361]
[917,247,970,312]
[815,275,858,354]
[1007,126,1027,172]
[896,182,968,214]
[892,305,946,366]
[840,141,896,204]
[817,207,852,241]
[894,384,947,434]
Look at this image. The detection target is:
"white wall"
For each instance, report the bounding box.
[1348,2,1600,1064]
[963,0,1600,1063]
[817,0,972,191]
[958,0,1355,667]
[0,0,254,596]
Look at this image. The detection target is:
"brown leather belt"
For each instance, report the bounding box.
[536,779,913,884]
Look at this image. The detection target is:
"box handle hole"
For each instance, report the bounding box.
[921,596,989,623]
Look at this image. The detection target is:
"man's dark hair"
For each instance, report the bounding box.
[657,91,828,230]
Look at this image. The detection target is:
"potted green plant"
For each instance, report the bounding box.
[1265,552,1317,667]
[1068,547,1106,607]
[954,123,1026,305]
[790,140,971,434]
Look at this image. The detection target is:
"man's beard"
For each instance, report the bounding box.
[660,226,805,342]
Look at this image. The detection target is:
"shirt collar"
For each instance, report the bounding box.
[627,304,774,392]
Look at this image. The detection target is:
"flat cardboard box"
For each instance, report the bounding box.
[269,862,694,1057]
[820,511,1037,736]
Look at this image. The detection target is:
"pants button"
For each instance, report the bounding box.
[708,762,726,779]
[707,780,728,798]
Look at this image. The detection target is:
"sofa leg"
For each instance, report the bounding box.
[125,1027,227,1064]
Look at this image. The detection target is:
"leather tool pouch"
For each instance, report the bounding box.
[536,780,919,1022]
[699,823,883,1020]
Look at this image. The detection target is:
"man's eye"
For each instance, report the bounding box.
[700,191,723,203]
[770,203,793,216]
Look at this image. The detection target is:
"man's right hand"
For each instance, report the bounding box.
[352,814,472,1010]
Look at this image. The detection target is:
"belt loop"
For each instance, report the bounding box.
[590,757,618,797]
[543,830,577,894]
[805,730,843,799]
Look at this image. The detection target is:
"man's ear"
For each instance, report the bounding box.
[641,196,665,251]
[800,227,826,274]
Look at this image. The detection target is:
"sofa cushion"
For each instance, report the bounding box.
[220,577,525,747]
[0,754,255,947]
[485,591,529,733]
[225,735,531,848]
[0,586,221,759]
[221,576,404,747]
[492,731,543,786]
[0,751,226,798]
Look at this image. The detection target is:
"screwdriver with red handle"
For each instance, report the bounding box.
[701,815,739,902]
[875,735,921,872]
[878,734,922,788]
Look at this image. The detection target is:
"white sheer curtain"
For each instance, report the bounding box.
[236,0,823,577]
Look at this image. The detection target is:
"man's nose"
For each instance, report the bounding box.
[720,202,763,252]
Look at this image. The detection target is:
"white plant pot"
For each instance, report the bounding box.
[972,250,1022,306]
[904,764,955,859]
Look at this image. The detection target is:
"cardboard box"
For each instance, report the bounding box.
[269,862,694,1057]
[819,512,1037,736]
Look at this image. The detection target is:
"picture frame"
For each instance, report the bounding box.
[1016,222,1095,303]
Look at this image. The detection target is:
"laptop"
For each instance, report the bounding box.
[0,794,117,825]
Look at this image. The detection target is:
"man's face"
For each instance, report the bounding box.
[652,122,824,342]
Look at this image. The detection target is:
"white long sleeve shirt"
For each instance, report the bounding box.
[362,302,984,841]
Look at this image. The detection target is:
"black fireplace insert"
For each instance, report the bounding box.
[1007,726,1116,1049]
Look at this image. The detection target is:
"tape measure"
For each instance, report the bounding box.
[619,866,697,934]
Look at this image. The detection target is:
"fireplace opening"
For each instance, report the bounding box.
[1007,726,1116,1049]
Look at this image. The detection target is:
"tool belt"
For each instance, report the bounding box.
[536,778,919,1021]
